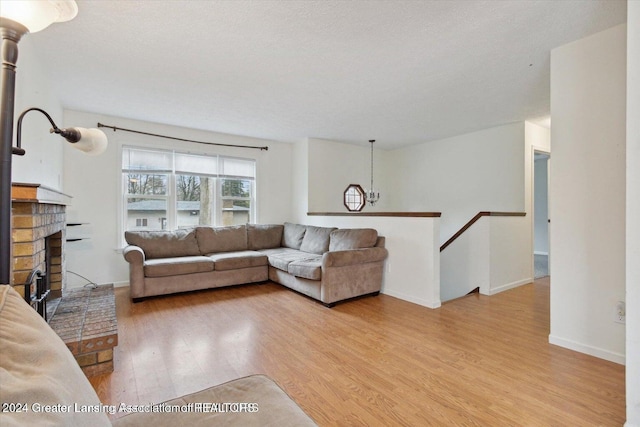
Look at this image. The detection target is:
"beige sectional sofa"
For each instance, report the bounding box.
[123,222,388,306]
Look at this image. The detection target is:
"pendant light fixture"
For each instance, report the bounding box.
[366,139,380,206]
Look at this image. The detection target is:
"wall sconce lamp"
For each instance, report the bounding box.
[1,0,80,286]
[12,108,108,156]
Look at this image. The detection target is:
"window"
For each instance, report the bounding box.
[122,147,256,233]
[343,184,365,212]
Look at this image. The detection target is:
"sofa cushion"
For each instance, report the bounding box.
[282,222,306,249]
[299,225,337,255]
[144,256,215,278]
[329,228,379,251]
[288,257,323,280]
[259,247,317,272]
[197,225,247,254]
[247,224,284,250]
[208,251,269,271]
[125,228,200,260]
[0,285,111,427]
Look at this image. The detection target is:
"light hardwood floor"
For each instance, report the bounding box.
[90,277,625,425]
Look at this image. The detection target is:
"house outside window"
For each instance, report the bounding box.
[122,147,256,233]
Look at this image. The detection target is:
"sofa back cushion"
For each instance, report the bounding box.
[299,225,337,254]
[329,228,379,251]
[282,223,307,250]
[125,229,200,260]
[196,225,247,254]
[247,224,284,250]
[0,285,111,426]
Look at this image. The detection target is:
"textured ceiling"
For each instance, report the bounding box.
[26,0,626,149]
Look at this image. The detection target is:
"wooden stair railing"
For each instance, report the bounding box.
[440,212,526,252]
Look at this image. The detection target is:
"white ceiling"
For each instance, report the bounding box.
[26,0,626,149]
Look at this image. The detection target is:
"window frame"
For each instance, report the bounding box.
[121,146,256,238]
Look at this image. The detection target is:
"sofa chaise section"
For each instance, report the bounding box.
[261,225,388,306]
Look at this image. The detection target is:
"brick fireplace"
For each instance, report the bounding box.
[11,183,71,303]
[10,183,118,377]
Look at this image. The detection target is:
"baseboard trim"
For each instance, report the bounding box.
[485,278,532,296]
[381,289,441,309]
[113,281,129,288]
[548,334,626,365]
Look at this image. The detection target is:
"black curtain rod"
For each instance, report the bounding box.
[97,123,269,151]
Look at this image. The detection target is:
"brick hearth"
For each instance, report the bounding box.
[48,284,118,377]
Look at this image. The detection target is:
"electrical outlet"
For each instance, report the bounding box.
[614,301,625,324]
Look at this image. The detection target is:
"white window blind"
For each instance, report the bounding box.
[220,157,256,179]
[122,147,172,172]
[175,152,218,176]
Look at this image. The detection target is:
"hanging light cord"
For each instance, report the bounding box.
[97,123,269,151]
[370,139,375,190]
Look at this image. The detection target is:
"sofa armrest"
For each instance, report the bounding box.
[123,245,145,264]
[123,246,146,299]
[322,247,388,268]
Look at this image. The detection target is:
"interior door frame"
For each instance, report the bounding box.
[532,147,551,278]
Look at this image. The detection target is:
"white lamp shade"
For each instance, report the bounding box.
[71,128,108,156]
[0,0,77,33]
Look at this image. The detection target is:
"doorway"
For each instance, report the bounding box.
[534,152,550,278]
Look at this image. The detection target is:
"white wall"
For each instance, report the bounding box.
[12,37,64,190]
[302,127,541,306]
[390,121,543,302]
[489,215,532,294]
[549,24,626,364]
[62,110,293,288]
[626,1,640,424]
[306,138,392,213]
[440,219,489,302]
[441,215,532,302]
[291,140,309,220]
[386,122,526,244]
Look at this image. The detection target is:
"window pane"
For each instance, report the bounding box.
[221,179,251,198]
[221,200,251,226]
[176,175,213,228]
[125,173,167,196]
[176,175,201,201]
[126,198,167,231]
[221,178,251,226]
